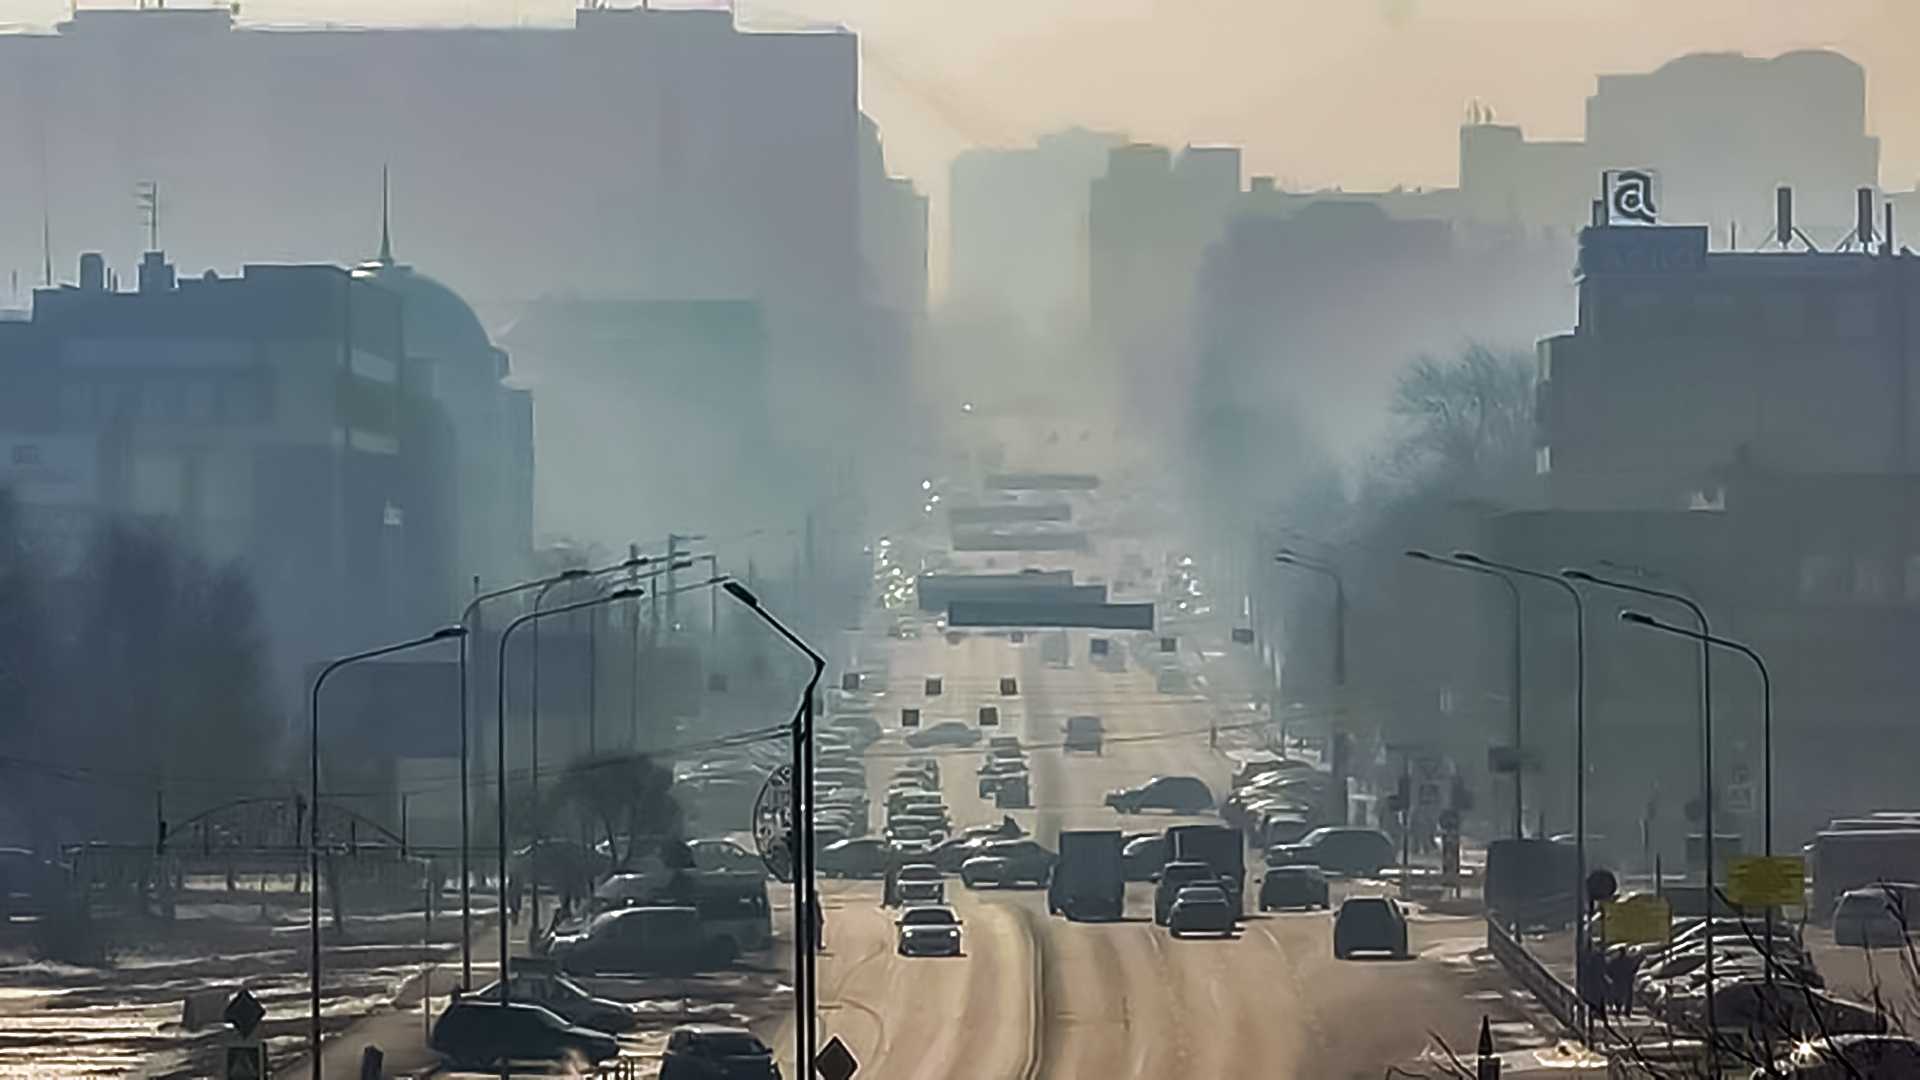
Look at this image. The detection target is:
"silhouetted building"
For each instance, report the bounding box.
[1537,222,1920,509]
[950,128,1125,330]
[858,114,928,317]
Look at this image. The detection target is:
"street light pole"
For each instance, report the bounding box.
[1406,550,1525,839]
[1274,549,1347,687]
[309,625,465,1079]
[1456,552,1588,1044]
[494,586,644,1055]
[720,579,827,1080]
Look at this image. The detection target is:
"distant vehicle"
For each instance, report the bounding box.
[977,758,1026,796]
[1811,830,1920,922]
[1105,775,1213,814]
[929,835,987,872]
[1168,884,1236,937]
[904,722,982,749]
[1153,861,1217,925]
[1483,837,1580,930]
[1231,757,1315,788]
[548,906,711,974]
[659,1024,781,1080]
[898,878,945,905]
[988,735,1023,752]
[1832,883,1920,948]
[1063,715,1104,754]
[1271,828,1396,878]
[896,905,964,957]
[994,773,1032,809]
[467,972,637,1033]
[886,822,935,845]
[817,838,891,879]
[1049,830,1125,920]
[1759,1034,1920,1078]
[1257,813,1317,851]
[430,999,621,1071]
[897,759,940,786]
[1259,865,1330,911]
[1122,835,1167,881]
[825,714,884,749]
[1333,896,1409,959]
[962,839,1055,888]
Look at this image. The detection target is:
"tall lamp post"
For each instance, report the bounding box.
[494,586,645,1047]
[1455,552,1589,1042]
[720,579,827,1080]
[309,624,466,1078]
[1406,550,1525,839]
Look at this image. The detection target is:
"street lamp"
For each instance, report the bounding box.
[1622,610,1775,1055]
[1274,549,1347,687]
[720,578,827,1080]
[309,624,466,1078]
[495,585,645,1028]
[1405,550,1525,839]
[1456,552,1589,1043]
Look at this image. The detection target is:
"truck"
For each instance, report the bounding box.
[1163,824,1245,913]
[1048,830,1126,921]
[1809,829,1920,921]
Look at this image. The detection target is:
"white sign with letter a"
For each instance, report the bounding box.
[1603,168,1660,226]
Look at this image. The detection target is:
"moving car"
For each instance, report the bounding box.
[660,1024,781,1080]
[430,999,621,1070]
[1153,861,1218,925]
[1049,829,1126,920]
[825,714,884,749]
[962,839,1055,888]
[817,838,891,879]
[904,721,981,749]
[896,904,964,957]
[467,972,637,1033]
[1270,828,1396,877]
[1168,884,1236,937]
[1105,775,1213,814]
[1332,896,1409,959]
[1259,865,1331,911]
[547,906,711,974]
[1832,883,1920,948]
[1063,715,1104,754]
[896,863,946,905]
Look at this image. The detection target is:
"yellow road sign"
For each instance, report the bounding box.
[1726,854,1805,908]
[1600,894,1672,945]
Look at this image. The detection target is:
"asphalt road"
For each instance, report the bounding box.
[781,613,1532,1080]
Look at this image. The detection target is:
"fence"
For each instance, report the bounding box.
[1485,916,1582,1036]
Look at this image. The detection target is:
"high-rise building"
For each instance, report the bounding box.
[859,114,929,317]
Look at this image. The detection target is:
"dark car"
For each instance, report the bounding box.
[548,906,710,974]
[1758,1034,1920,1078]
[1333,896,1409,959]
[1153,860,1218,924]
[905,721,982,749]
[430,999,620,1071]
[962,839,1054,888]
[1105,775,1213,814]
[1259,865,1330,911]
[1168,884,1236,937]
[818,838,892,879]
[824,714,884,749]
[1272,828,1396,877]
[660,1023,781,1080]
[1122,835,1167,881]
[468,972,636,1032]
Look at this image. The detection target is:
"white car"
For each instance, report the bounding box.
[896,905,963,957]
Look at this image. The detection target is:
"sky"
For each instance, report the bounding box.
[16,0,1920,282]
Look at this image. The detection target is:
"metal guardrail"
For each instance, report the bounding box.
[591,1056,644,1080]
[1485,916,1581,1036]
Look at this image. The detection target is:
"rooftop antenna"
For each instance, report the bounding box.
[378,164,394,267]
[136,180,159,252]
[39,205,50,287]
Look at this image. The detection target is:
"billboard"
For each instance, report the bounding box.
[947,600,1154,630]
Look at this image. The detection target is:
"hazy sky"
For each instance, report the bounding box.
[18,1,1920,278]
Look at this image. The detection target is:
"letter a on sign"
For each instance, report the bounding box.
[1603,169,1660,226]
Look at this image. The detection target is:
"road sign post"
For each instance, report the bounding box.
[817,1035,859,1080]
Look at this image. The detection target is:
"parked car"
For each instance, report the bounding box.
[1259,865,1331,911]
[1168,884,1237,937]
[466,972,636,1033]
[961,840,1055,888]
[1757,1034,1920,1078]
[1122,834,1167,881]
[1333,896,1409,959]
[1105,775,1213,814]
[895,904,964,957]
[825,714,884,750]
[430,999,620,1070]
[659,1024,781,1080]
[1833,883,1920,948]
[1270,828,1396,877]
[1153,860,1218,925]
[817,838,891,879]
[904,722,981,749]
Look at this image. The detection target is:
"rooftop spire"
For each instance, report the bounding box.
[377,164,394,267]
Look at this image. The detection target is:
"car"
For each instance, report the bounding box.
[963,840,1055,887]
[547,906,713,974]
[817,838,891,879]
[896,904,964,957]
[1153,861,1219,924]
[888,809,951,835]
[905,722,981,749]
[988,735,1023,752]
[1122,835,1167,881]
[1105,775,1213,814]
[825,714,884,749]
[978,760,1026,796]
[897,866,946,905]
[1259,865,1330,911]
[1271,828,1397,877]
[689,838,765,876]
[1332,896,1409,959]
[1257,815,1316,852]
[430,998,621,1070]
[1756,1034,1920,1078]
[886,822,935,845]
[1833,883,1920,948]
[1168,884,1236,937]
[928,834,987,872]
[659,1024,781,1080]
[1063,715,1104,754]
[467,972,637,1033]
